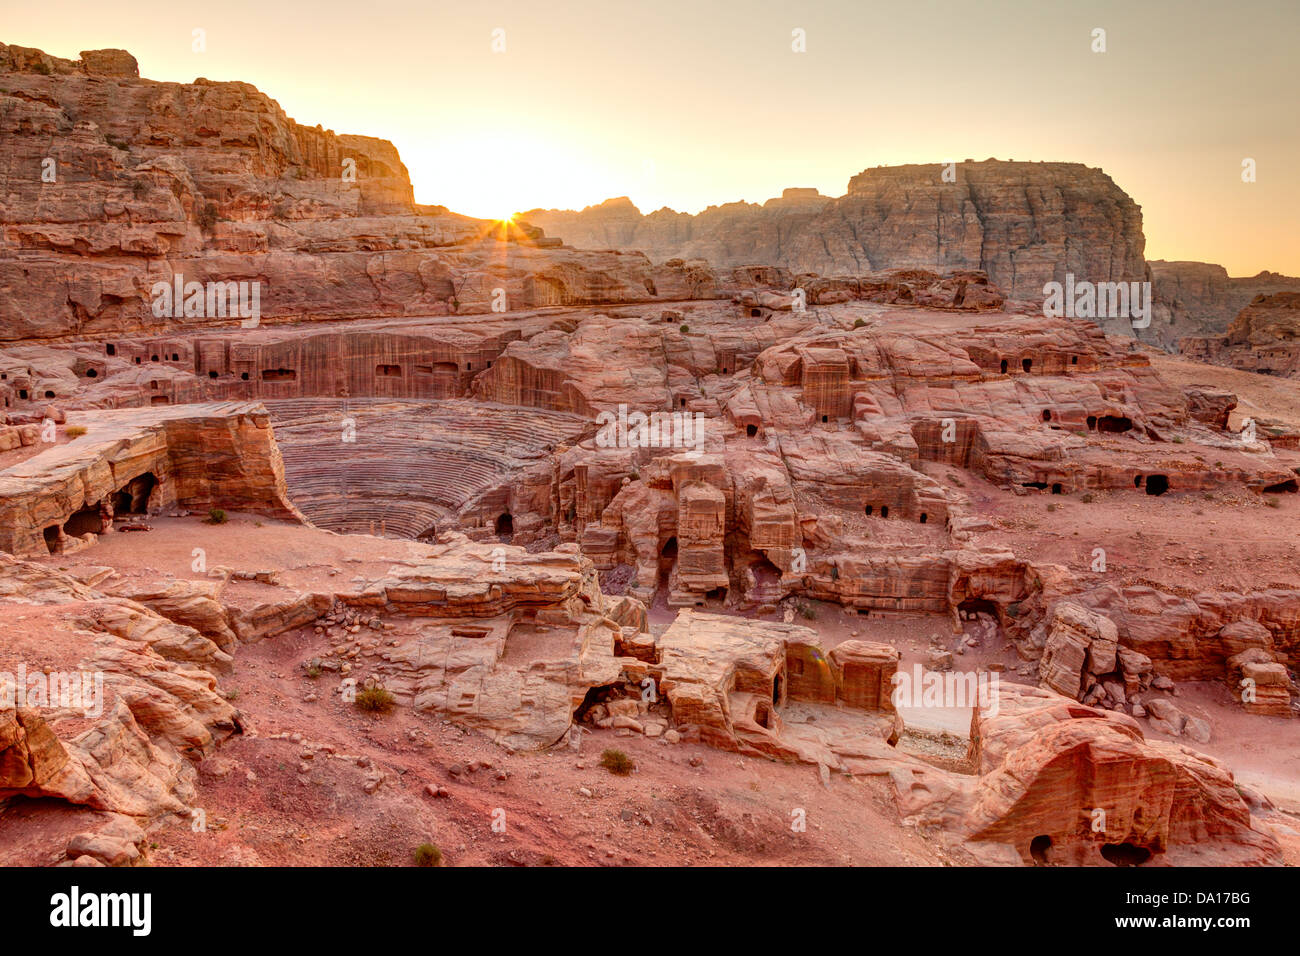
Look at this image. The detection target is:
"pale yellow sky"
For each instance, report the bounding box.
[7,0,1298,276]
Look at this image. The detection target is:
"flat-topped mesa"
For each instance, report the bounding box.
[524,159,1147,303]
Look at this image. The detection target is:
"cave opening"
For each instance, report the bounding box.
[43,525,60,554]
[1041,409,1052,421]
[958,598,1000,623]
[261,368,297,382]
[1021,358,1033,372]
[746,424,758,437]
[880,505,889,518]
[1000,359,1008,374]
[112,472,156,515]
[1097,415,1132,433]
[1086,415,1097,430]
[106,344,116,356]
[573,683,618,724]
[1263,479,1298,493]
[1100,843,1152,867]
[1051,483,1063,495]
[1029,835,1052,866]
[919,513,927,523]
[1145,474,1169,496]
[86,369,97,378]
[63,503,104,538]
[659,536,678,587]
[495,512,513,537]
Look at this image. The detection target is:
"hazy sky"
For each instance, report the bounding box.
[8,0,1298,275]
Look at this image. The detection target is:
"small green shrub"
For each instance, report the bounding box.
[799,604,817,621]
[356,685,395,713]
[65,425,87,438]
[1080,492,1095,503]
[679,324,689,334]
[205,508,227,524]
[600,748,634,776]
[413,843,442,867]
[853,318,866,328]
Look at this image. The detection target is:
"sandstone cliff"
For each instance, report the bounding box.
[524,161,1148,302]
[1180,291,1300,378]
[0,43,674,342]
[1150,260,1300,352]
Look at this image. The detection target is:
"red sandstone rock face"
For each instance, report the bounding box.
[1,41,1297,870]
[1154,260,1300,352]
[525,161,1147,303]
[0,403,301,556]
[0,43,697,342]
[1181,292,1300,379]
[963,685,1280,866]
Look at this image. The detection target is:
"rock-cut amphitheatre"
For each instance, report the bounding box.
[0,43,1297,868]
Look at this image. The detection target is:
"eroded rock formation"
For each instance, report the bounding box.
[525,161,1148,303]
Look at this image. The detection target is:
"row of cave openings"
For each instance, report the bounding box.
[1039,408,1133,434]
[998,355,1081,375]
[1021,474,1171,496]
[1029,834,1153,867]
[42,473,156,553]
[0,369,56,405]
[99,344,493,386]
[864,504,928,523]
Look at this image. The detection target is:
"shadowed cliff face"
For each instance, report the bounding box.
[1180,291,1300,379]
[1150,260,1300,353]
[524,161,1149,302]
[0,42,541,342]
